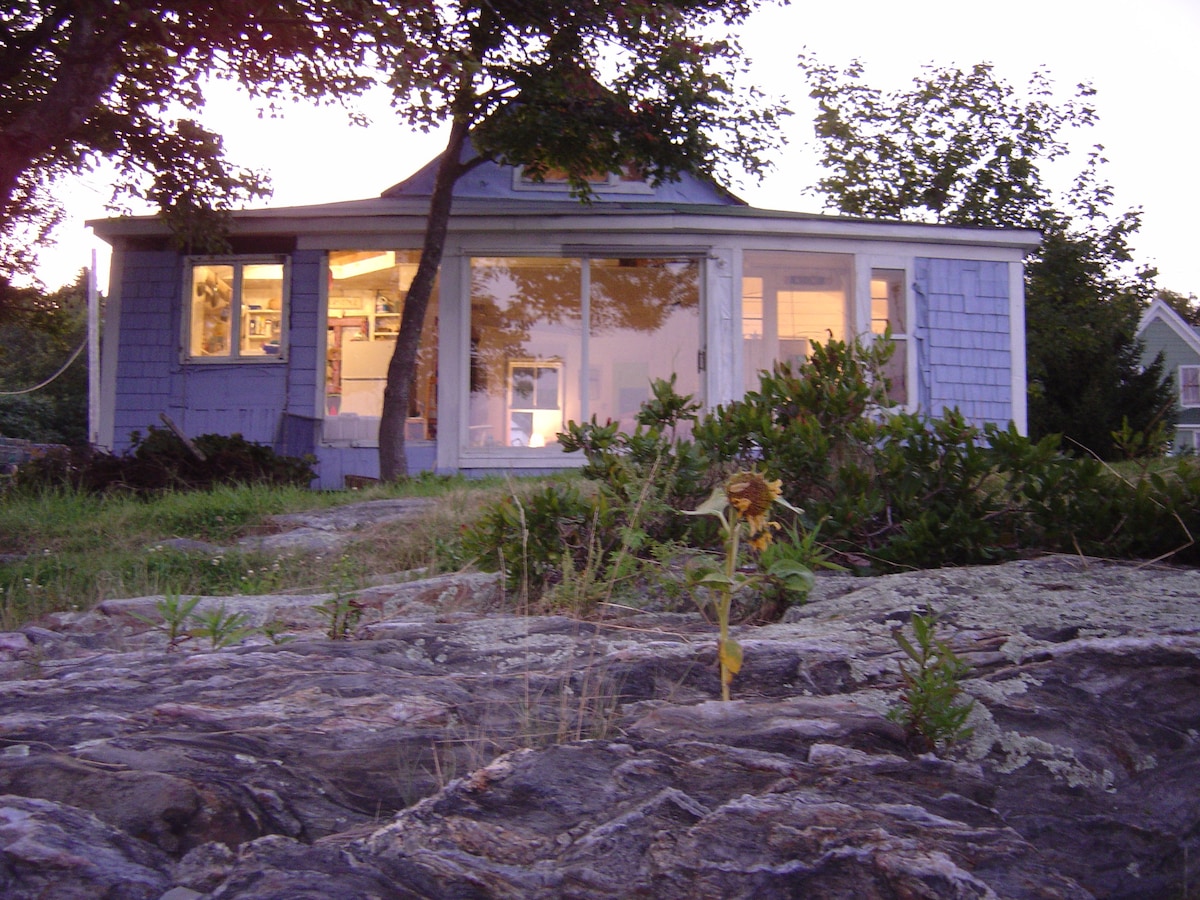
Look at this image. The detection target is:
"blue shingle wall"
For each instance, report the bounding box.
[113,251,298,453]
[914,258,1012,428]
[112,252,181,451]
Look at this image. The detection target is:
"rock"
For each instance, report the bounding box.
[0,795,171,899]
[0,555,1195,898]
[236,498,438,555]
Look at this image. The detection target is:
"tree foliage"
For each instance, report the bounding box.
[0,272,88,444]
[798,57,1174,458]
[375,0,787,479]
[0,1,403,285]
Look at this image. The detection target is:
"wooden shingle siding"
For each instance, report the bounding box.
[112,251,181,451]
[915,258,1012,428]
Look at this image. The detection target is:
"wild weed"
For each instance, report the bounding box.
[683,471,809,700]
[127,591,201,650]
[313,593,365,640]
[189,604,254,649]
[887,611,975,754]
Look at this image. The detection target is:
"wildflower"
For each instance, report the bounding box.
[682,470,802,700]
[725,471,785,550]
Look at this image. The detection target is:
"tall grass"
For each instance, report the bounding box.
[0,476,522,630]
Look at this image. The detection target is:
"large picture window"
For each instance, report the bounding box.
[186,258,287,361]
[324,250,439,444]
[741,251,852,392]
[468,256,700,450]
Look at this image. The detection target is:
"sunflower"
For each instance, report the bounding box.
[725,471,783,549]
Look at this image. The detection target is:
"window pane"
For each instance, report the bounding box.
[589,258,700,433]
[239,264,284,357]
[871,271,906,335]
[190,264,235,357]
[742,251,852,392]
[469,258,582,448]
[871,269,907,405]
[325,250,438,443]
[1182,367,1200,407]
[883,338,908,405]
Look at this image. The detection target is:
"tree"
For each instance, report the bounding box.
[0,1,406,290]
[1158,288,1200,326]
[798,57,1174,458]
[0,273,89,444]
[374,0,785,479]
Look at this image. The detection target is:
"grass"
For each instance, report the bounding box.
[0,474,552,630]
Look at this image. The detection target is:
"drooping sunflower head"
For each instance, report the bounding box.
[724,471,783,542]
[725,471,780,519]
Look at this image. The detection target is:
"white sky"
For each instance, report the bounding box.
[36,0,1200,295]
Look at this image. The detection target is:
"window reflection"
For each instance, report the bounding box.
[469,256,700,449]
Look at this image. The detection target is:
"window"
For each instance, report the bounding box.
[469,256,700,449]
[871,269,908,406]
[187,258,287,361]
[512,164,652,195]
[741,251,852,392]
[508,360,563,447]
[324,250,438,444]
[1181,366,1200,407]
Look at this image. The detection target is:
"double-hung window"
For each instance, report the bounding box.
[871,269,908,406]
[1181,365,1200,407]
[186,257,288,361]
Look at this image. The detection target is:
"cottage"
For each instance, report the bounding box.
[1137,297,1200,451]
[90,156,1040,489]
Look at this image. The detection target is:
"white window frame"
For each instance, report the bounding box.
[183,255,289,364]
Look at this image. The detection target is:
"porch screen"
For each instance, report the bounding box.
[741,251,853,392]
[468,256,700,449]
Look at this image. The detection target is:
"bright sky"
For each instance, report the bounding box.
[36,0,1200,295]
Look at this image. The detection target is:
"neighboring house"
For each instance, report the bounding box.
[1137,297,1200,451]
[89,155,1040,489]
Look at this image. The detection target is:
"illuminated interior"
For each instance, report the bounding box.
[324,250,438,443]
[871,269,908,405]
[189,262,284,359]
[741,251,852,391]
[468,256,700,449]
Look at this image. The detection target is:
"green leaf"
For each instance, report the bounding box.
[681,485,729,521]
[766,559,815,593]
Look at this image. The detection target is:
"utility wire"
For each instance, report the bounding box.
[0,338,87,396]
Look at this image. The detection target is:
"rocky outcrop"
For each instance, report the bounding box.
[0,554,1197,898]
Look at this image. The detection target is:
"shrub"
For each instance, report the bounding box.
[11,426,316,494]
[460,481,596,603]
[464,335,1200,607]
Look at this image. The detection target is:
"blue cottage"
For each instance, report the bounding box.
[90,157,1040,488]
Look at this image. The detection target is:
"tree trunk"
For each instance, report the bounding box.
[377,115,472,480]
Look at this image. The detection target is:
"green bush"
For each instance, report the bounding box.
[11,426,316,494]
[460,481,596,602]
[459,335,1200,607]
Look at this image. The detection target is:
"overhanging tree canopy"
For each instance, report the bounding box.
[0,1,411,285]
[373,0,787,479]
